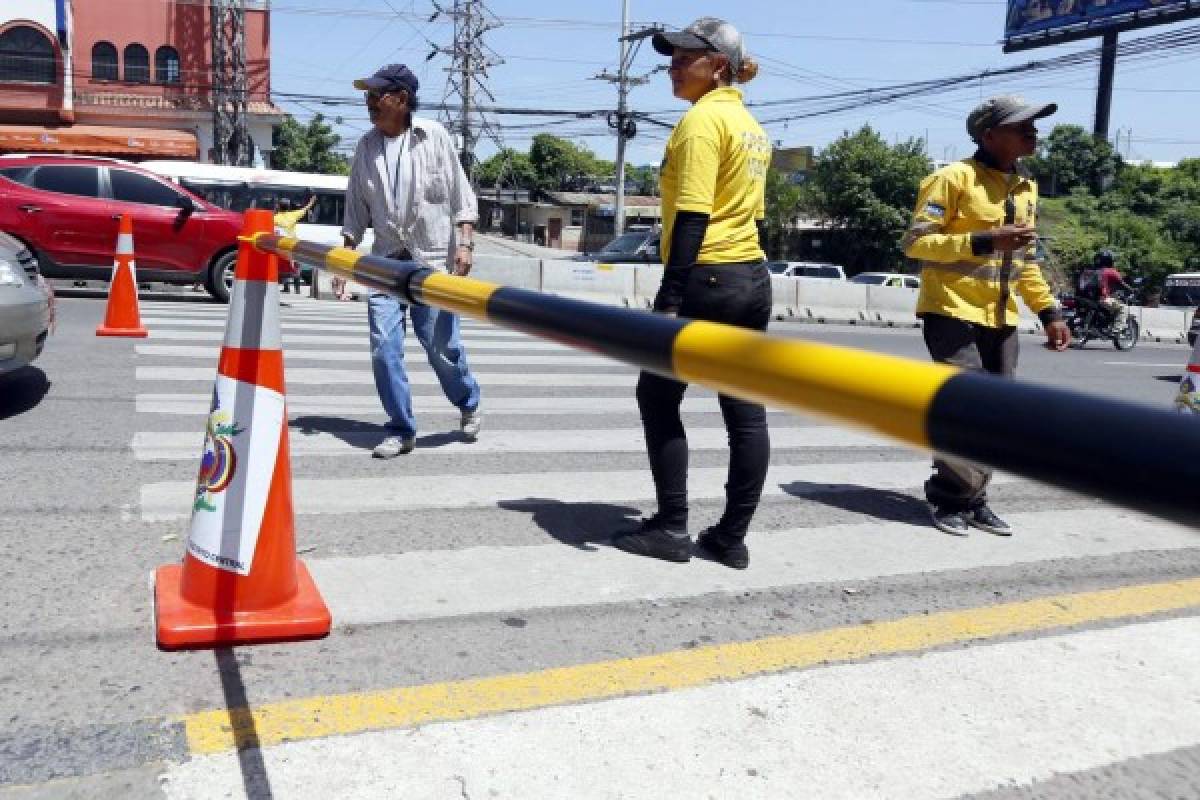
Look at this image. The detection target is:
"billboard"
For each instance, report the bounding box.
[1004,0,1200,49]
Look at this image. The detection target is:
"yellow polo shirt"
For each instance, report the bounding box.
[659,87,770,265]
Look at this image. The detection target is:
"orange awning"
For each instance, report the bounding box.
[0,124,198,158]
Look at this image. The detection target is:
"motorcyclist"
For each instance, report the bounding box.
[1076,249,1132,331]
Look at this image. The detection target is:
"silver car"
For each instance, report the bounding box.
[0,231,52,376]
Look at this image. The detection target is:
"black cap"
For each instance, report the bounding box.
[354,64,419,95]
[1094,249,1116,267]
[967,95,1057,142]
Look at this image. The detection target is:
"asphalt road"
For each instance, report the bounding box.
[1,290,1197,799]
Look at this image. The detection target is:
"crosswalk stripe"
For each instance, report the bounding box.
[139,317,539,338]
[135,344,619,367]
[136,393,764,416]
[135,366,637,386]
[138,461,1007,521]
[148,329,575,348]
[306,509,1190,625]
[131,426,902,461]
[165,615,1200,798]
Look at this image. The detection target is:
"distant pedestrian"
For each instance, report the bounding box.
[613,18,771,570]
[341,63,482,458]
[902,95,1071,537]
[274,195,315,294]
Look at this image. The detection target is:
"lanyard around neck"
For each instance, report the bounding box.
[384,130,411,202]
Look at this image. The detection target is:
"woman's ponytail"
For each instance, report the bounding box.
[736,57,759,84]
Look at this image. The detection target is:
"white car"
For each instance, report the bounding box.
[850,271,921,289]
[767,261,846,280]
[0,231,52,376]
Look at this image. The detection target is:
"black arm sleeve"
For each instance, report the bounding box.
[757,219,768,254]
[655,210,709,312]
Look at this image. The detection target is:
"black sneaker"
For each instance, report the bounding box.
[930,506,970,536]
[612,518,691,563]
[966,505,1012,536]
[696,528,749,570]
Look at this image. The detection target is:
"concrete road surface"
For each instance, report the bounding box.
[1,291,1197,799]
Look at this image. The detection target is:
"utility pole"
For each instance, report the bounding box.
[211,0,252,165]
[594,10,662,236]
[430,0,503,179]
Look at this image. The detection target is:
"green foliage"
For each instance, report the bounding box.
[271,114,349,175]
[806,125,931,271]
[1026,124,1121,196]
[475,148,537,189]
[762,168,804,259]
[529,134,604,191]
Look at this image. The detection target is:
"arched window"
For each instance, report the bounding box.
[154,46,180,84]
[91,41,117,81]
[123,43,149,83]
[0,25,56,84]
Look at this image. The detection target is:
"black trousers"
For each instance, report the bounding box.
[636,262,772,539]
[921,313,1019,510]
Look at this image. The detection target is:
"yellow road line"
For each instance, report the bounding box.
[183,576,1200,755]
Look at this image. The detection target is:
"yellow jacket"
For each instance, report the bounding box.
[903,152,1059,328]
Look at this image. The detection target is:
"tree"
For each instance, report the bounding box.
[807,125,930,271]
[529,134,599,191]
[763,168,804,259]
[475,148,537,189]
[271,114,350,175]
[1027,124,1121,196]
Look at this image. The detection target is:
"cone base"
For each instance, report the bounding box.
[154,561,332,650]
[96,325,149,338]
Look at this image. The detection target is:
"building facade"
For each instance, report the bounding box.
[0,0,282,163]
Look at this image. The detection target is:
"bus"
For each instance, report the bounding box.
[139,161,374,284]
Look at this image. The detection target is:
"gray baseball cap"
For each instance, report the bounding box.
[967,95,1057,141]
[652,17,745,74]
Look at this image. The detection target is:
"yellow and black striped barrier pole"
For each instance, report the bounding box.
[256,233,1200,528]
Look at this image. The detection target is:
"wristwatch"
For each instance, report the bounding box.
[458,241,475,250]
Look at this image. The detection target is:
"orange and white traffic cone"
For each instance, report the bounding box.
[96,214,148,338]
[154,209,330,649]
[1177,335,1200,415]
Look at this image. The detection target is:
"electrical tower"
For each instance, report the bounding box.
[211,0,253,166]
[430,0,504,178]
[594,4,662,236]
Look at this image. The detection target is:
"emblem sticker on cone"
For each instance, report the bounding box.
[187,375,286,575]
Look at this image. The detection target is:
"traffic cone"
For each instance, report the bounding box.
[1177,335,1200,415]
[154,209,330,649]
[96,214,148,338]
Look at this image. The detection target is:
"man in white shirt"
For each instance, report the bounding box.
[342,64,482,457]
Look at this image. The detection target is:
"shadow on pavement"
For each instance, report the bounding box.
[289,415,471,453]
[1154,374,1182,383]
[214,648,274,800]
[497,497,643,551]
[779,482,929,526]
[0,366,50,420]
[52,286,220,304]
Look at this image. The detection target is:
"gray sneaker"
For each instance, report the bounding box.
[373,435,415,458]
[460,409,482,441]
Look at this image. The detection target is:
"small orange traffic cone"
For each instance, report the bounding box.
[154,209,330,649]
[1177,335,1200,414]
[96,214,148,338]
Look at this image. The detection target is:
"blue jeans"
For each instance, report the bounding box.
[368,291,480,438]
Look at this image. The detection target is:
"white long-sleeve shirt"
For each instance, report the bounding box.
[341,116,477,270]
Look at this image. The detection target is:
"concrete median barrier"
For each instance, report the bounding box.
[796,281,868,325]
[864,285,919,328]
[1136,306,1189,343]
[540,259,638,307]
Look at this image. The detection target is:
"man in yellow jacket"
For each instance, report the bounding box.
[903,95,1071,536]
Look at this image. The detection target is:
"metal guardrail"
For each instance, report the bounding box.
[254,233,1200,528]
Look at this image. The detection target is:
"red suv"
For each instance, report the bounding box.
[0,154,290,302]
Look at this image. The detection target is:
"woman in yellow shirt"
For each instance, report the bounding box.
[613,17,771,570]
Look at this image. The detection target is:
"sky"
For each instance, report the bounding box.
[269,0,1200,170]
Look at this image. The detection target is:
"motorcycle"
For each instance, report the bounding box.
[1061,290,1139,351]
